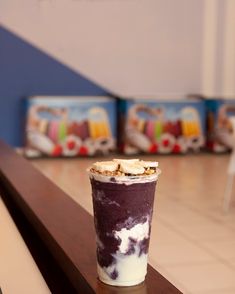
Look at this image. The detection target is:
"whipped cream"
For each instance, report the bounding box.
[97,251,147,286]
[114,219,149,253]
[97,219,150,286]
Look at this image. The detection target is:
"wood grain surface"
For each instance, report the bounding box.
[0,141,181,294]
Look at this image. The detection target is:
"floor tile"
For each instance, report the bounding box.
[156,203,209,226]
[162,262,235,293]
[149,238,214,266]
[171,221,234,241]
[204,206,235,224]
[196,288,235,294]
[202,239,235,261]
[150,221,189,245]
[227,259,235,270]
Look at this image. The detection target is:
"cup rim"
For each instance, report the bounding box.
[87,168,161,184]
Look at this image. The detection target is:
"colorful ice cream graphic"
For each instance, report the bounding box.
[25,98,116,157]
[214,104,235,150]
[124,103,204,154]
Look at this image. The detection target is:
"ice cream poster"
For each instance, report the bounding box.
[206,99,235,153]
[120,99,206,155]
[24,96,116,157]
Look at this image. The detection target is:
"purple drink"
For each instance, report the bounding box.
[88,159,160,286]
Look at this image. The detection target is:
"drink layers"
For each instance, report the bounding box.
[88,159,161,286]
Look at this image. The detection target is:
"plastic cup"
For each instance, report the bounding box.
[88,171,159,287]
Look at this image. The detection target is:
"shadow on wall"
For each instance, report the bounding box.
[0,26,111,146]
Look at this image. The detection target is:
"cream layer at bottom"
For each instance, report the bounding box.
[97,219,150,286]
[97,252,148,286]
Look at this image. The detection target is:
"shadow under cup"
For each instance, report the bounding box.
[89,174,158,287]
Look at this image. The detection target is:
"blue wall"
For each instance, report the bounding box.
[0,26,111,146]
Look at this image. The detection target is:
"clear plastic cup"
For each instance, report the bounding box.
[88,171,159,286]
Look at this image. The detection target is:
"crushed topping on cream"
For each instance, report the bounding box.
[90,159,159,176]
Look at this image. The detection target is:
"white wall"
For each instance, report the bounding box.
[202,0,235,98]
[1,0,235,98]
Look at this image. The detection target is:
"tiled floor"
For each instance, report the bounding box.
[33,154,235,294]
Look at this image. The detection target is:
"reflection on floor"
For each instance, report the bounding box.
[33,154,235,294]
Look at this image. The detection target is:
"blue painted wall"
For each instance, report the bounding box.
[0,26,111,146]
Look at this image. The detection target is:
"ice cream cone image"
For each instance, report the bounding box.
[48,120,59,143]
[145,120,155,140]
[154,121,163,140]
[88,107,111,139]
[126,104,162,152]
[180,107,203,151]
[137,119,145,133]
[58,121,67,142]
[39,119,48,134]
[181,107,202,137]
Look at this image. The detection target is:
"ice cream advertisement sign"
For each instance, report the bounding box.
[24,96,116,157]
[119,99,206,155]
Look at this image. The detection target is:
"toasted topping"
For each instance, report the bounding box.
[92,161,118,172]
[113,158,139,164]
[90,158,159,177]
[139,160,158,168]
[119,162,145,175]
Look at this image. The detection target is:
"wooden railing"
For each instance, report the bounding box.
[0,141,181,294]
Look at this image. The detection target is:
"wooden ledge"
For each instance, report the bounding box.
[0,141,181,293]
